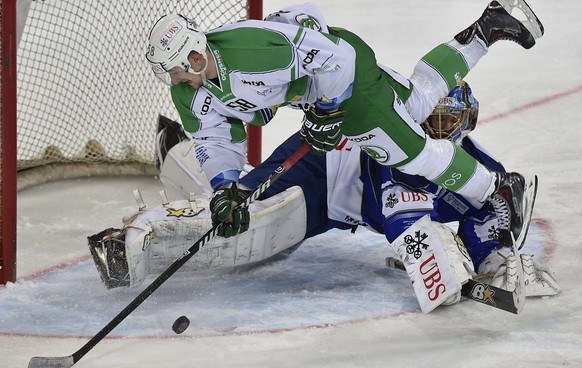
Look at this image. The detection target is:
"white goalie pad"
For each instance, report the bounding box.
[391,215,475,313]
[478,250,561,297]
[124,186,307,287]
[159,139,213,200]
[521,254,561,296]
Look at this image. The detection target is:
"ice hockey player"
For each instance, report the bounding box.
[89,82,560,314]
[144,1,544,251]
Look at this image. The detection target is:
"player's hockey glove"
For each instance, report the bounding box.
[209,184,251,238]
[300,107,344,155]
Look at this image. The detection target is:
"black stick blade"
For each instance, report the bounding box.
[28,355,75,368]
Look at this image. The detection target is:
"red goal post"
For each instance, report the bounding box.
[0,0,263,285]
[1,0,18,285]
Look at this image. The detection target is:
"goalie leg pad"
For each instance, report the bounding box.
[521,254,561,296]
[477,247,520,293]
[119,186,307,288]
[391,215,475,313]
[159,139,213,200]
[478,250,561,297]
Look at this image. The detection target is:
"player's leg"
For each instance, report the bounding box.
[336,22,536,248]
[455,0,543,49]
[240,132,351,238]
[337,33,494,204]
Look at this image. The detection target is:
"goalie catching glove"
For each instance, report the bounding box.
[210,183,251,238]
[300,107,344,155]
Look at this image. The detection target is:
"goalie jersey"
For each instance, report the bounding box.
[239,132,506,268]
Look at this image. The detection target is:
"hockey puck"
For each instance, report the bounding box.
[172,315,190,334]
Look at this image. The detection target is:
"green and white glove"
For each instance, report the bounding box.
[300,107,344,155]
[209,184,251,238]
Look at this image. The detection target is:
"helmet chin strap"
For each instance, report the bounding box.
[189,52,208,84]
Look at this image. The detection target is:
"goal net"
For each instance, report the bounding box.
[18,0,262,187]
[1,0,262,284]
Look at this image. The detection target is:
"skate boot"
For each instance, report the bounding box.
[455,0,544,49]
[88,228,130,289]
[489,172,537,249]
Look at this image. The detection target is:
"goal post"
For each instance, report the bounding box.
[0,0,263,285]
[1,0,18,285]
[246,0,263,166]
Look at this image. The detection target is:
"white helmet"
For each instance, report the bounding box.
[146,14,207,85]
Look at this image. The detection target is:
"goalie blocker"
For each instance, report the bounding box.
[391,215,476,313]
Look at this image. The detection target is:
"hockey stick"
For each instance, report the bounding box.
[385,256,523,314]
[28,143,311,368]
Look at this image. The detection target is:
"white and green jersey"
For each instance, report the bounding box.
[172,2,492,203]
[171,20,356,188]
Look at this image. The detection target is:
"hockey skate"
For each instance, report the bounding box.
[455,0,544,49]
[88,228,130,289]
[490,172,538,250]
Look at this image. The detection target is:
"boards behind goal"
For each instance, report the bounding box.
[0,0,263,284]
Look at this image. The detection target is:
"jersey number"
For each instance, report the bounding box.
[227,99,257,112]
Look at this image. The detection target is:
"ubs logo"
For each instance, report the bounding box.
[160,22,182,48]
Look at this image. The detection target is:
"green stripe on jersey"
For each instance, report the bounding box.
[171,83,200,133]
[433,145,478,192]
[285,76,309,103]
[226,117,247,143]
[292,27,304,45]
[207,27,294,73]
[421,43,469,91]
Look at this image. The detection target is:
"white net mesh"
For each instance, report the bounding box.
[17,0,250,172]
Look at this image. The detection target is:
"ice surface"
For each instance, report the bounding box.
[3,0,582,367]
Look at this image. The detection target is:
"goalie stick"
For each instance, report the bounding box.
[28,143,311,368]
[385,254,525,315]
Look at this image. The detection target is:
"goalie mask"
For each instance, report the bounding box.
[422,81,479,144]
[146,14,208,85]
